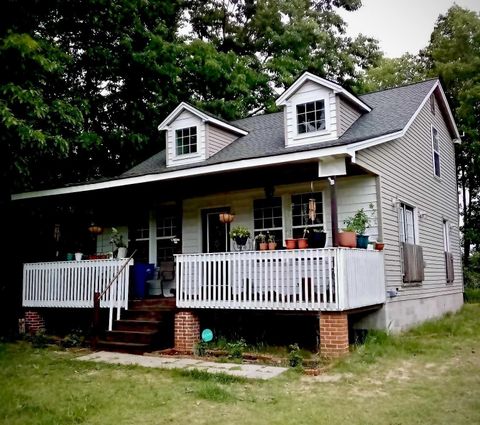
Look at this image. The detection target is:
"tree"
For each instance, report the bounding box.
[425,6,480,264]
[186,0,380,93]
[356,54,427,94]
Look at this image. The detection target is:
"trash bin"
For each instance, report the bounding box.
[133,263,155,299]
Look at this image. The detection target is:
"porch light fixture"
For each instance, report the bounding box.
[88,223,103,235]
[219,212,235,224]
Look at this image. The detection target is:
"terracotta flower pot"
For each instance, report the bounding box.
[268,242,277,250]
[297,238,308,249]
[259,242,268,250]
[375,242,385,251]
[285,239,297,249]
[337,231,357,248]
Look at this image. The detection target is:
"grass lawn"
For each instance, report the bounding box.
[1,304,480,425]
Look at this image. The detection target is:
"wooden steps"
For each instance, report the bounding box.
[97,297,176,354]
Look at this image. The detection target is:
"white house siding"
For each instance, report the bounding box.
[181,175,378,253]
[206,124,238,158]
[355,93,463,331]
[166,110,206,167]
[283,81,338,147]
[337,98,362,136]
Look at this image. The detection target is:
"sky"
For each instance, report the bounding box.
[338,0,480,58]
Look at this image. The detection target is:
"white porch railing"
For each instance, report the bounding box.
[23,259,132,307]
[176,248,385,311]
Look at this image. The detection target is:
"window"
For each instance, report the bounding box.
[253,197,283,243]
[443,220,450,253]
[291,192,323,238]
[432,126,441,177]
[296,100,326,134]
[443,219,454,283]
[176,126,197,155]
[156,209,179,263]
[399,203,416,244]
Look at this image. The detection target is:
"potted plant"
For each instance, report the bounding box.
[285,238,297,249]
[110,227,128,258]
[229,225,251,246]
[297,227,309,249]
[308,228,327,248]
[255,233,268,250]
[340,204,375,249]
[268,234,277,250]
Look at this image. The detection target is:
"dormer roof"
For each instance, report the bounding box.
[275,72,371,113]
[157,102,248,136]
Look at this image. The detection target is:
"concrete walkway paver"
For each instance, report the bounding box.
[76,351,287,380]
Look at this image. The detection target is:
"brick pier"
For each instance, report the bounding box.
[174,310,200,353]
[319,312,349,357]
[24,310,46,334]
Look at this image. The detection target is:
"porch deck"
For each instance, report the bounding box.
[176,248,386,312]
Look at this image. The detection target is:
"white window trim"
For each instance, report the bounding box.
[443,219,451,253]
[399,201,419,245]
[431,124,441,179]
[175,126,199,157]
[291,91,332,140]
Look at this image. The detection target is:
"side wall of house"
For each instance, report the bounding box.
[355,93,463,332]
[206,124,238,157]
[337,98,362,136]
[182,175,378,253]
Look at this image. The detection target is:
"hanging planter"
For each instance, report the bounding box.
[219,213,235,224]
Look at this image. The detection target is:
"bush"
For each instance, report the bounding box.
[288,343,303,368]
[26,331,49,349]
[61,329,85,348]
[226,339,247,359]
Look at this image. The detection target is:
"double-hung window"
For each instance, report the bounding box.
[253,197,283,243]
[399,203,416,244]
[176,126,197,155]
[296,100,326,134]
[432,126,440,177]
[156,208,179,263]
[291,192,323,238]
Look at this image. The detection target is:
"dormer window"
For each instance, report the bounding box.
[176,126,197,156]
[296,100,326,134]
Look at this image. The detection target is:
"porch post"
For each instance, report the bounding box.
[329,177,338,247]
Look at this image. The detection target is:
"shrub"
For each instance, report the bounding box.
[226,339,247,359]
[288,343,303,368]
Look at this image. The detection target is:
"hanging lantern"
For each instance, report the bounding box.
[219,213,235,224]
[308,198,316,223]
[88,223,103,235]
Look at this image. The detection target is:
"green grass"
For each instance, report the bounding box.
[465,287,480,303]
[1,305,480,424]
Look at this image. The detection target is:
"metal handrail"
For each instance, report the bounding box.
[99,249,137,300]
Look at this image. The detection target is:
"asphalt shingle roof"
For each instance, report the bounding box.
[121,79,437,179]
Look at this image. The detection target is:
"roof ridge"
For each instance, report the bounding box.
[360,77,438,97]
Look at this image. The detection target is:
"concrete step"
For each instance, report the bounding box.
[105,330,158,344]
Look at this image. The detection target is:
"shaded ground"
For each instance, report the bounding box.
[0,304,479,425]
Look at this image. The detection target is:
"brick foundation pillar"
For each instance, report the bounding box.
[24,310,46,334]
[174,310,200,353]
[319,312,349,358]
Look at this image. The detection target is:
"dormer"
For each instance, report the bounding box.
[276,72,371,148]
[158,102,248,168]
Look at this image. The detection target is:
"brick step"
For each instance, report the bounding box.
[114,319,163,332]
[129,299,176,311]
[97,340,150,355]
[105,330,159,344]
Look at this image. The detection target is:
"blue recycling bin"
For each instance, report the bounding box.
[133,263,155,299]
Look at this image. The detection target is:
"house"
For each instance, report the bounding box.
[12,72,464,357]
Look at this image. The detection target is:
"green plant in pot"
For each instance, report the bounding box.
[342,204,375,249]
[229,225,251,246]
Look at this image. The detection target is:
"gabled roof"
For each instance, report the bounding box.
[12,78,460,200]
[157,101,248,136]
[275,72,371,112]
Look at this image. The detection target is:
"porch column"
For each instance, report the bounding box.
[329,177,338,247]
[319,311,349,357]
[174,310,200,353]
[24,310,46,334]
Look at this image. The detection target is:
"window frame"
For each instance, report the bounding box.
[431,125,441,178]
[291,192,324,238]
[253,197,283,243]
[443,219,450,253]
[296,100,326,135]
[399,202,418,245]
[175,126,198,156]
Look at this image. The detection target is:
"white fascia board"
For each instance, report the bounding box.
[275,72,371,112]
[12,146,353,200]
[436,83,461,140]
[157,102,248,136]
